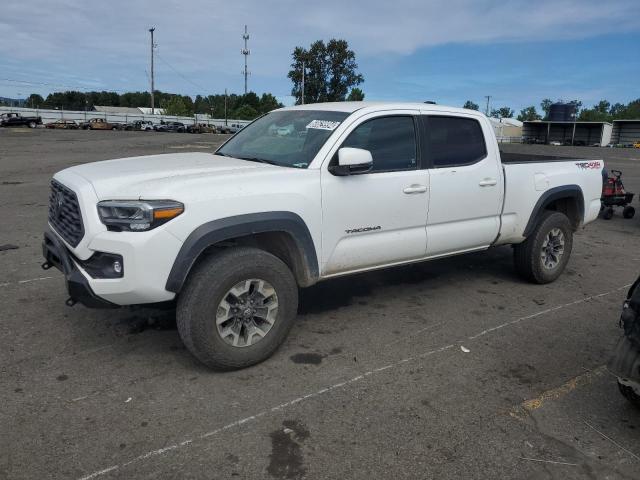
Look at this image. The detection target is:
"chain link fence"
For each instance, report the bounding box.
[0,106,250,129]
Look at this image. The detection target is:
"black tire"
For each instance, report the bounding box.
[176,247,298,370]
[623,206,635,219]
[618,381,640,409]
[603,207,614,220]
[514,211,573,284]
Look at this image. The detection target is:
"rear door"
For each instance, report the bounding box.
[420,114,503,256]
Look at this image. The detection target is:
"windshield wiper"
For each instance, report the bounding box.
[235,156,281,166]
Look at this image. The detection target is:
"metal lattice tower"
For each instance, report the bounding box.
[241,25,251,94]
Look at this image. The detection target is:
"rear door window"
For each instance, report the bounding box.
[422,116,487,168]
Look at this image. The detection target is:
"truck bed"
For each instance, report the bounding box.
[499,151,589,164]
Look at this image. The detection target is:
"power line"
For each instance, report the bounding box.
[155,53,208,93]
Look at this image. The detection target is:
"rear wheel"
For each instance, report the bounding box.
[28,121,36,128]
[623,206,635,219]
[176,247,298,370]
[514,211,573,284]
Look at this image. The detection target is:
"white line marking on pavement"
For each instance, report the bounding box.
[584,421,640,461]
[76,284,632,479]
[0,276,54,288]
[518,456,578,466]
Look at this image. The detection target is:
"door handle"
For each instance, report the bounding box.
[479,178,497,187]
[403,185,428,194]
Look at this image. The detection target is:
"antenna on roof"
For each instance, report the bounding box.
[424,100,436,104]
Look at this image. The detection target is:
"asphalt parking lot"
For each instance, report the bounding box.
[1,128,640,480]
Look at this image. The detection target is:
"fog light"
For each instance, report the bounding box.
[78,252,124,279]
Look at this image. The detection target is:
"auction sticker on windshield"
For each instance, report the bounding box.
[306,120,341,130]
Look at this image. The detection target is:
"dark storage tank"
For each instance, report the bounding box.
[549,103,577,122]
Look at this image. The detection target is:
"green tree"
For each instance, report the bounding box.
[347,87,365,101]
[231,104,259,120]
[259,93,282,113]
[517,106,541,121]
[288,39,363,104]
[578,100,611,122]
[490,107,514,118]
[621,99,640,119]
[463,100,479,110]
[540,98,553,119]
[25,94,44,108]
[568,99,582,115]
[161,96,192,116]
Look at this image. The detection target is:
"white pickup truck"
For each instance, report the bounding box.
[43,102,604,369]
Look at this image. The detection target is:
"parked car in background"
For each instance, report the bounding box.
[633,142,640,149]
[0,112,42,128]
[46,119,79,129]
[549,140,562,146]
[218,123,244,134]
[80,118,119,130]
[155,121,185,133]
[124,120,154,131]
[187,123,216,134]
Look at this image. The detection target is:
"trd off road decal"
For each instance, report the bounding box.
[575,161,601,170]
[345,226,381,234]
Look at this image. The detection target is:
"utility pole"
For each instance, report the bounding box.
[224,88,228,126]
[301,61,305,105]
[241,25,250,95]
[149,27,156,114]
[484,95,491,116]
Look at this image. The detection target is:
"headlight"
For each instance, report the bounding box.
[97,200,184,232]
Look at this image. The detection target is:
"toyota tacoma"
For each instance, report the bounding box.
[42,102,604,369]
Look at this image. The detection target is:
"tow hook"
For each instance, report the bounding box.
[41,261,52,270]
[65,297,77,307]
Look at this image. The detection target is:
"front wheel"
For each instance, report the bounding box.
[176,247,298,370]
[514,211,573,284]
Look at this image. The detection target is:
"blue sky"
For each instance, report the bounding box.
[1,0,638,114]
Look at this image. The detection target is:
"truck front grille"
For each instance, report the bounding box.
[48,180,84,247]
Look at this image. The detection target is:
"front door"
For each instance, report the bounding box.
[320,113,430,275]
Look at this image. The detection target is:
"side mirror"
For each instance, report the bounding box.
[329,147,373,176]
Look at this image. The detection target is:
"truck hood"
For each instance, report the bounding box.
[61,152,273,198]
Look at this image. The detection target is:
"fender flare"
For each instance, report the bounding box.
[165,212,319,293]
[523,185,584,237]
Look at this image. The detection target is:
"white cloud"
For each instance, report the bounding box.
[0,0,638,95]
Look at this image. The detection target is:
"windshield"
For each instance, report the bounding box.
[216,110,350,168]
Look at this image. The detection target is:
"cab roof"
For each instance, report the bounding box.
[279,101,483,116]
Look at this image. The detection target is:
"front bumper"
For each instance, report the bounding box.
[42,230,118,309]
